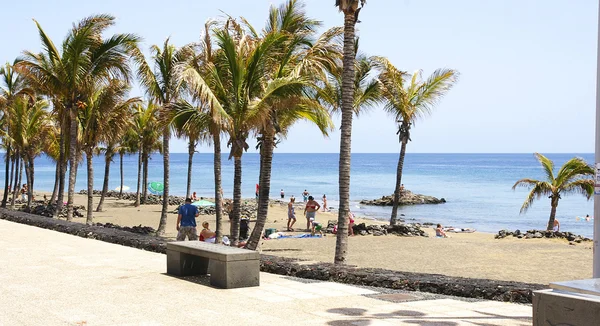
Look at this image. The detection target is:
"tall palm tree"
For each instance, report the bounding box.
[17,15,141,221]
[377,58,458,225]
[179,20,230,242]
[334,0,366,265]
[0,62,34,208]
[170,107,207,199]
[513,153,594,231]
[95,92,139,212]
[137,39,192,235]
[6,96,52,208]
[130,102,161,206]
[79,80,137,224]
[244,0,339,250]
[197,19,310,246]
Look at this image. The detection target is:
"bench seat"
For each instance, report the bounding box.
[166,241,260,289]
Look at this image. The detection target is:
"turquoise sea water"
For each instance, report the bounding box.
[11,153,595,238]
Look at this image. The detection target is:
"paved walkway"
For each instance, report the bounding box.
[0,220,532,325]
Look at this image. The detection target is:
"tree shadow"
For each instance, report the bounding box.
[325,305,531,325]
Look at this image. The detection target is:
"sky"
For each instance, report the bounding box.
[1,0,597,154]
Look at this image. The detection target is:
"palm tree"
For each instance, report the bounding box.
[17,15,141,221]
[179,20,231,243]
[513,153,594,231]
[196,19,308,246]
[334,0,366,264]
[130,102,161,206]
[0,62,34,208]
[137,39,192,235]
[6,96,52,208]
[79,80,137,224]
[377,59,458,225]
[95,91,139,212]
[244,0,338,250]
[170,107,207,199]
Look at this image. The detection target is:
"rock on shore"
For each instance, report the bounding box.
[495,229,592,244]
[360,190,446,206]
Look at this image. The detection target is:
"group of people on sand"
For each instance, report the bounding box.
[176,197,230,245]
[287,195,354,236]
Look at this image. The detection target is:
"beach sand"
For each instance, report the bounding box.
[43,192,593,285]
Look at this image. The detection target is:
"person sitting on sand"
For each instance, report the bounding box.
[304,196,321,231]
[176,198,199,241]
[436,224,447,238]
[553,218,560,232]
[287,197,296,231]
[199,221,216,243]
[191,192,198,201]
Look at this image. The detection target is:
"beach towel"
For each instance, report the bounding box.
[276,234,322,239]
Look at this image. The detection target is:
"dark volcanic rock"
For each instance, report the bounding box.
[495,229,592,243]
[360,190,446,206]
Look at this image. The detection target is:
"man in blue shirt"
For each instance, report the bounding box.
[176,198,199,241]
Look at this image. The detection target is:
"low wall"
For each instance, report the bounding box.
[0,208,544,303]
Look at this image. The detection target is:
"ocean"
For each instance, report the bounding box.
[12,153,596,238]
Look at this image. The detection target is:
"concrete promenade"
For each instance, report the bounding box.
[0,219,532,325]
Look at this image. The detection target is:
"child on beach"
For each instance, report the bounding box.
[436,224,447,238]
[287,197,296,231]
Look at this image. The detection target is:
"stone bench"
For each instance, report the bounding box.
[166,241,260,289]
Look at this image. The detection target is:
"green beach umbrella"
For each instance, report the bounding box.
[148,182,164,195]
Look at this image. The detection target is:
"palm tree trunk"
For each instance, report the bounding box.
[23,157,31,208]
[96,152,111,212]
[246,128,275,250]
[334,11,358,265]
[119,152,124,199]
[186,139,195,198]
[2,145,10,208]
[85,149,94,224]
[66,108,78,221]
[135,147,142,207]
[390,137,408,225]
[230,156,242,246]
[17,158,23,195]
[9,150,15,196]
[156,131,170,235]
[26,156,34,208]
[55,125,66,217]
[10,150,20,209]
[50,160,60,204]
[142,150,149,203]
[213,132,223,244]
[547,197,559,231]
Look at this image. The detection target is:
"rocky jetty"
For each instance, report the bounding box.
[495,229,592,244]
[21,202,85,218]
[94,222,156,235]
[360,190,446,206]
[79,189,186,206]
[324,221,428,237]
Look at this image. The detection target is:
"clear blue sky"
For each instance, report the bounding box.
[1,0,597,153]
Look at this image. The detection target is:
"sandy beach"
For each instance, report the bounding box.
[33,191,593,285]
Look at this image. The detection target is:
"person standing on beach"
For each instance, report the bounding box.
[280,189,285,199]
[322,194,327,211]
[302,190,309,202]
[287,197,296,231]
[176,198,199,241]
[304,195,321,231]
